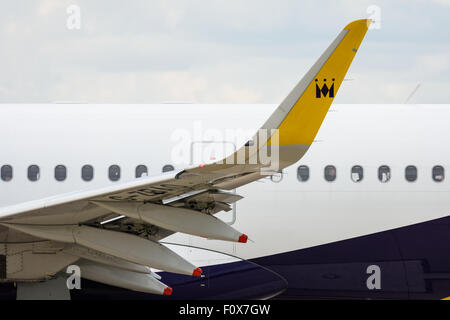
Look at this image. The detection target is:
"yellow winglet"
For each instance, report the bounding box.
[267,19,371,147]
[185,19,371,183]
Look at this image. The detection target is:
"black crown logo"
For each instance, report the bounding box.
[315,78,335,98]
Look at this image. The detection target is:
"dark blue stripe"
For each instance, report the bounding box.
[2,215,450,299]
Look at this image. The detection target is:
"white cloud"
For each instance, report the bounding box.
[431,0,450,6]
[416,54,449,73]
[0,0,448,104]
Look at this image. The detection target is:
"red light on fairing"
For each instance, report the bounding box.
[238,234,248,243]
[163,287,173,296]
[192,267,202,277]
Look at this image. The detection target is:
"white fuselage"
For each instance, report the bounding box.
[1,103,449,266]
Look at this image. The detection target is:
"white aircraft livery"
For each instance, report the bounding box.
[0,19,449,300]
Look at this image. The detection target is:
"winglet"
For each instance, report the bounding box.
[184,20,370,183]
[267,19,370,144]
[261,19,371,167]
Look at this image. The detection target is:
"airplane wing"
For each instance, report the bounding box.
[0,20,371,295]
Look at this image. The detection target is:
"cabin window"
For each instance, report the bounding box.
[297,165,310,182]
[54,165,67,182]
[162,164,175,173]
[432,165,445,182]
[28,165,40,182]
[135,165,148,178]
[109,165,121,181]
[1,165,13,182]
[405,165,417,182]
[324,165,336,182]
[351,165,364,182]
[82,165,94,181]
[378,165,391,183]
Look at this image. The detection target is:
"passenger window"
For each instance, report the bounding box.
[351,165,363,182]
[405,165,417,182]
[432,165,444,182]
[1,165,13,182]
[82,165,94,181]
[135,165,148,178]
[162,164,175,173]
[109,165,121,181]
[28,165,40,182]
[378,165,391,183]
[55,165,67,182]
[324,165,336,182]
[297,165,309,182]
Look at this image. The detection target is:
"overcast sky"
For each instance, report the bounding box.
[0,0,449,104]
